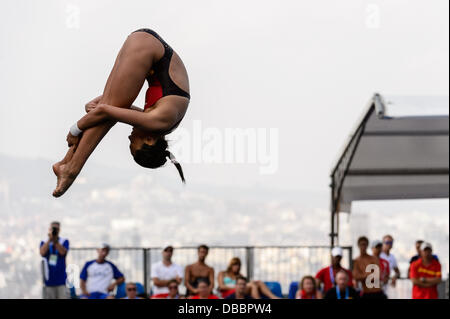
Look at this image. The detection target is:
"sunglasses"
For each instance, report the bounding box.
[127,288,136,291]
[384,241,393,245]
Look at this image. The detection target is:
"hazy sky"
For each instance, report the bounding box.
[1,0,449,192]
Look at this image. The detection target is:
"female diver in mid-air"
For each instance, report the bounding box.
[52,28,190,197]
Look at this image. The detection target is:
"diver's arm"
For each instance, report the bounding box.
[85,95,143,113]
[79,103,172,132]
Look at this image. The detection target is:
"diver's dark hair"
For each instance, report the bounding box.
[133,137,185,183]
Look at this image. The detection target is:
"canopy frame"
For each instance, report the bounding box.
[330,93,449,246]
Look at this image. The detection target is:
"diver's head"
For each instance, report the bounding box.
[129,127,185,183]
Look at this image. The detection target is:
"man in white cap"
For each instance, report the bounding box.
[408,240,439,278]
[150,245,184,298]
[315,246,353,294]
[371,240,390,289]
[409,242,442,299]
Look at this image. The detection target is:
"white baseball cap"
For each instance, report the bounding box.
[331,247,343,257]
[100,243,111,250]
[420,242,433,251]
[371,240,383,249]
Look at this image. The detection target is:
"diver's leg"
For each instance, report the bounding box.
[52,32,155,197]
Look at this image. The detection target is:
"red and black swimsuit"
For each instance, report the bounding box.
[133,28,190,133]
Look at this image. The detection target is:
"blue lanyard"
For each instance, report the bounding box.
[336,287,349,299]
[329,266,335,285]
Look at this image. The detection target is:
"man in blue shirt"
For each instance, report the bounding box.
[39,221,69,299]
[80,243,125,299]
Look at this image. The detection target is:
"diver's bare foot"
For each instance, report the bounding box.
[52,162,78,198]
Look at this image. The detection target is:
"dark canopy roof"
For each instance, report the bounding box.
[331,93,449,214]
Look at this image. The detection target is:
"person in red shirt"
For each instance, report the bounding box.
[295,276,323,299]
[410,242,442,299]
[316,247,353,293]
[189,279,219,299]
[371,240,390,287]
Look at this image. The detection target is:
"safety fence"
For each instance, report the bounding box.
[68,246,352,296]
[66,246,450,298]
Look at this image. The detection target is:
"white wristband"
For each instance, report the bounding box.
[70,123,83,136]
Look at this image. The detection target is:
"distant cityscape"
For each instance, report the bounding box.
[0,154,448,298]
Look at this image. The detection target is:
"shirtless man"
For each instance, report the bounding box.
[353,236,387,299]
[184,245,215,296]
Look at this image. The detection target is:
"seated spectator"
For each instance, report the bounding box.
[151,246,183,298]
[371,240,390,287]
[185,245,215,297]
[295,275,322,299]
[315,246,353,294]
[225,276,253,300]
[408,240,439,278]
[410,242,442,299]
[324,270,360,299]
[167,280,184,299]
[352,236,386,299]
[79,243,125,299]
[122,282,143,299]
[218,257,280,299]
[152,279,183,299]
[218,257,241,298]
[189,279,219,299]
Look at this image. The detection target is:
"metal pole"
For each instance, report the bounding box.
[331,211,335,247]
[349,246,353,271]
[246,247,254,281]
[336,210,340,246]
[143,248,148,294]
[330,179,337,247]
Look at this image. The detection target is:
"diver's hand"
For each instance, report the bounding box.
[85,95,103,113]
[66,132,81,148]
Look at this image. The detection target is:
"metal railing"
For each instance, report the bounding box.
[66,246,450,298]
[68,245,352,296]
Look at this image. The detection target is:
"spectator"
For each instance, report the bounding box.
[39,221,69,299]
[218,257,280,299]
[122,282,142,299]
[408,240,439,278]
[185,245,215,297]
[189,278,219,299]
[151,246,183,298]
[352,236,386,299]
[167,279,184,299]
[315,246,353,294]
[324,270,360,299]
[79,243,125,299]
[295,276,322,299]
[410,242,442,299]
[380,235,401,289]
[371,240,390,287]
[225,276,253,299]
[218,257,241,298]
